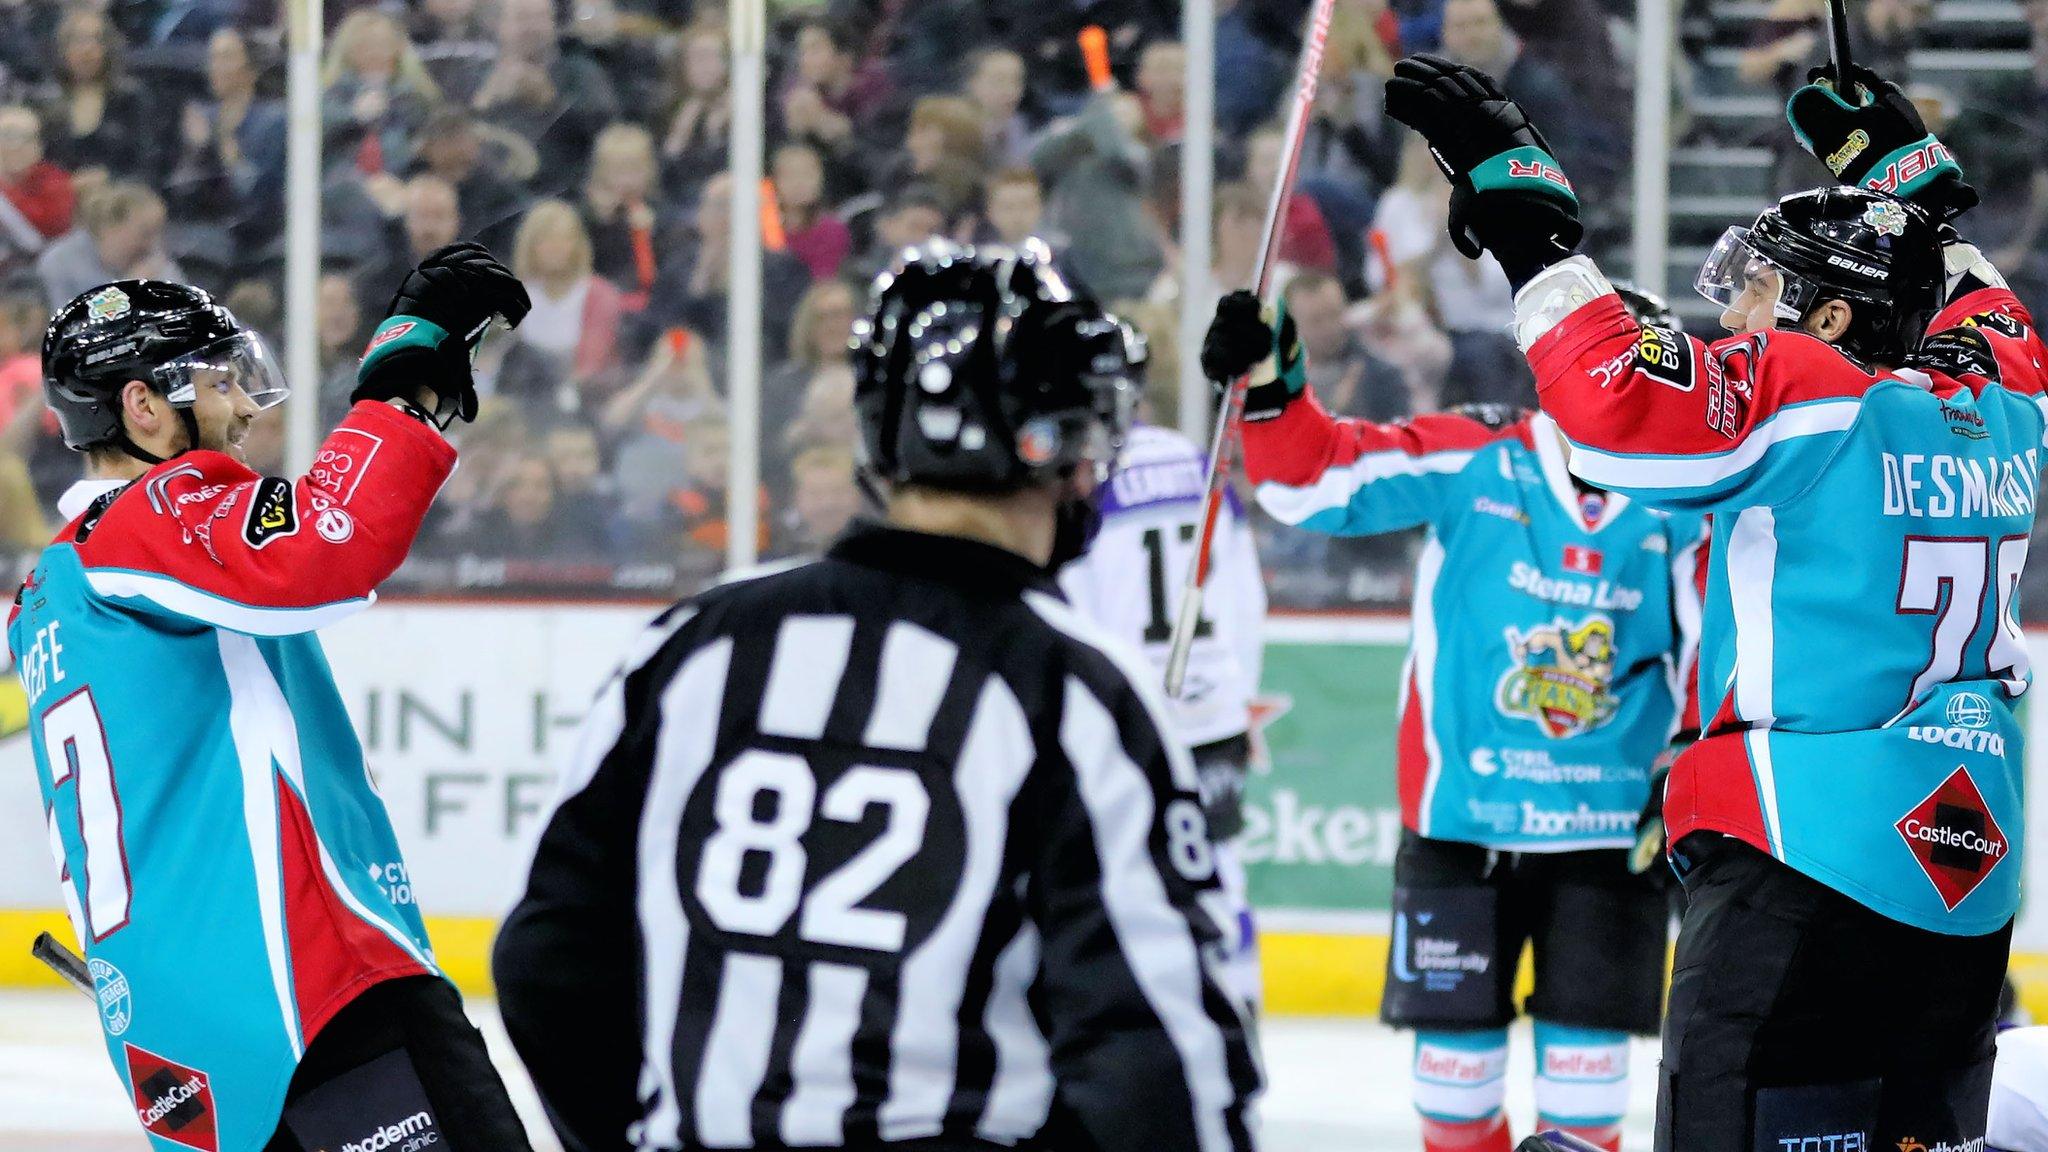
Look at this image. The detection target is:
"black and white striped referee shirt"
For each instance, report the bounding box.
[493,520,1262,1152]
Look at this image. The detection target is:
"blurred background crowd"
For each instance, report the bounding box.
[0,0,2037,609]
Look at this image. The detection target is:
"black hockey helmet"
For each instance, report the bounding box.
[43,279,287,456]
[1694,187,1941,365]
[852,240,1135,492]
[1612,280,1682,332]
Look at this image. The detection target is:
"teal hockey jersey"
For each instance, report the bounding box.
[11,401,455,1152]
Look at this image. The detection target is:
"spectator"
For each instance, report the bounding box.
[656,24,732,200]
[602,327,718,493]
[1300,1,1404,289]
[561,0,666,122]
[1031,87,1161,300]
[413,108,526,253]
[0,106,74,274]
[38,182,185,308]
[541,419,613,539]
[1439,0,1605,193]
[764,278,859,471]
[964,47,1032,168]
[997,3,1177,112]
[879,95,986,220]
[362,174,463,317]
[846,182,947,286]
[580,122,666,301]
[35,11,156,184]
[1215,0,1292,134]
[412,0,496,104]
[773,141,850,281]
[1175,180,1297,324]
[164,28,289,274]
[1244,122,1338,272]
[635,171,810,359]
[667,418,763,575]
[781,443,862,556]
[1135,40,1187,144]
[422,398,530,551]
[317,271,366,419]
[504,199,626,408]
[0,292,45,434]
[472,0,620,197]
[1369,136,1530,407]
[781,362,858,465]
[322,9,444,179]
[781,19,894,201]
[466,457,604,558]
[980,166,1049,248]
[1282,271,1415,421]
[1497,0,1624,122]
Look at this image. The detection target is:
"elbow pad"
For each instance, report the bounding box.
[1513,255,1616,352]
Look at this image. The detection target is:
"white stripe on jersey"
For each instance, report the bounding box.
[1410,537,1448,837]
[1727,507,1785,854]
[760,616,856,739]
[695,952,783,1144]
[779,962,869,1145]
[1564,400,1861,493]
[1023,591,1202,794]
[636,638,735,1148]
[557,609,698,804]
[978,923,1055,1142]
[1254,448,1476,525]
[217,631,306,1058]
[863,622,960,751]
[879,676,1036,1140]
[89,569,371,636]
[1059,676,1239,1152]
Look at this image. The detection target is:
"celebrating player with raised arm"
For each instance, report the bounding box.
[13,245,535,1152]
[1202,283,1701,1152]
[1385,52,2048,1152]
[493,242,1260,1152]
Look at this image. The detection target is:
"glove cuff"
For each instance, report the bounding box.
[358,315,452,383]
[1856,134,1962,201]
[1468,145,1578,209]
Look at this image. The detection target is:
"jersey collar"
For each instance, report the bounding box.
[1530,411,1630,533]
[58,478,130,523]
[828,519,1063,597]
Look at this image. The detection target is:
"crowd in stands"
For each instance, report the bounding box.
[0,0,2034,608]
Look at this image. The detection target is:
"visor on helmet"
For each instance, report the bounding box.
[1695,226,1825,330]
[152,331,289,411]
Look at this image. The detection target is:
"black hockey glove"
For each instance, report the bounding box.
[1786,63,1978,222]
[1628,737,1690,876]
[1384,54,1582,288]
[353,242,532,427]
[1201,290,1308,422]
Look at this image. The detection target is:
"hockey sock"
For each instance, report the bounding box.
[1413,1029,1511,1152]
[1532,1020,1628,1152]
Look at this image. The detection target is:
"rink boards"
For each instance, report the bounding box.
[1,604,2045,1017]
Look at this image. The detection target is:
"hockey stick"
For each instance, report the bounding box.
[1827,0,1859,99]
[1164,0,1338,699]
[32,931,93,999]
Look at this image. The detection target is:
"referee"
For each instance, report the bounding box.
[492,242,1262,1152]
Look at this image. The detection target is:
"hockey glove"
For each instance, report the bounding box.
[1384,54,1582,287]
[1627,738,1690,876]
[1786,63,1978,222]
[354,242,533,427]
[1201,290,1307,422]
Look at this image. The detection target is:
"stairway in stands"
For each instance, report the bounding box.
[1663,0,2031,330]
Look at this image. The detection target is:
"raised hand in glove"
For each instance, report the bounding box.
[353,241,533,427]
[1786,63,1977,222]
[1201,290,1307,422]
[1383,54,1581,288]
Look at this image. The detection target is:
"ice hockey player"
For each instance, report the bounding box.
[1202,279,1703,1150]
[1057,330,1268,1008]
[492,240,1261,1152]
[13,245,536,1152]
[1385,50,2048,1151]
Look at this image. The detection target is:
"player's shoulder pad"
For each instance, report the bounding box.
[1908,326,2001,384]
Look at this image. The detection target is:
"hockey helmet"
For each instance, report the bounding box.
[852,241,1135,491]
[43,279,287,455]
[1612,280,1682,332]
[1694,187,1941,365]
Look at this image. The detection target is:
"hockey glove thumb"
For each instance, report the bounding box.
[1628,738,1689,876]
[1786,63,1978,222]
[354,242,533,427]
[1385,54,1582,286]
[1201,290,1307,422]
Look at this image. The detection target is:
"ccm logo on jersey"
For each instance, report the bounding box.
[242,478,298,548]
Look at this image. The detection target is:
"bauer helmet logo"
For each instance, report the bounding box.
[1864,199,1910,238]
[86,288,130,322]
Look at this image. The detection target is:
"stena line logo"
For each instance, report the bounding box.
[341,1111,439,1152]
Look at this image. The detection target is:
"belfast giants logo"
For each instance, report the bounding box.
[1494,614,1619,738]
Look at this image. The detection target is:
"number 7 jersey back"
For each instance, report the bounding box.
[1527,257,2048,935]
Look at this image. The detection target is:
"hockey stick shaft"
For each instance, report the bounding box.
[1164,0,1337,698]
[32,931,92,999]
[1827,0,1857,95]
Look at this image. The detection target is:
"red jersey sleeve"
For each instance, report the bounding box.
[71,401,456,635]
